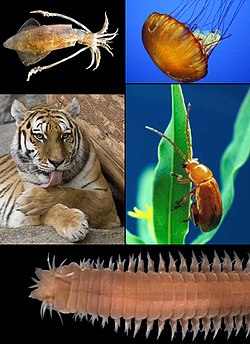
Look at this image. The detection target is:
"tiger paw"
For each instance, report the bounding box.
[16,187,54,215]
[44,204,89,242]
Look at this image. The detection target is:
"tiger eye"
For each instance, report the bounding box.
[34,133,45,141]
[62,132,71,140]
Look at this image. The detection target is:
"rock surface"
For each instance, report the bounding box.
[0,225,124,244]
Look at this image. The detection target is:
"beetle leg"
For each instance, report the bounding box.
[170,172,191,184]
[172,189,194,210]
[181,217,190,223]
[190,202,200,227]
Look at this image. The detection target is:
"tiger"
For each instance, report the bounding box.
[0,97,121,242]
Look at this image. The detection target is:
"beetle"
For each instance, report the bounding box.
[3,10,118,81]
[146,104,222,232]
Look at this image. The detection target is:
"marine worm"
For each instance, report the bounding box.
[30,252,250,339]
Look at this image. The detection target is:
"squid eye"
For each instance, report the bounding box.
[34,133,45,141]
[62,132,71,140]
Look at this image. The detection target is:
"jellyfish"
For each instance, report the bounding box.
[142,0,245,82]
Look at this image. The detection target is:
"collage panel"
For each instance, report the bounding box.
[0,94,124,244]
[126,0,249,83]
[0,0,125,93]
[1,244,250,343]
[126,84,250,244]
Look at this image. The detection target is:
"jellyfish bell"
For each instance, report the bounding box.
[142,0,245,82]
[142,13,214,82]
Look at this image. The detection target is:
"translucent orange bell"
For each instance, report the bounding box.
[142,1,245,82]
[142,12,221,82]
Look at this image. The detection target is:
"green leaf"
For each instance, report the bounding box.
[136,165,156,243]
[192,87,250,244]
[126,165,155,244]
[151,84,191,244]
[126,230,145,244]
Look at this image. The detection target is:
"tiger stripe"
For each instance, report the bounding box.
[0,98,120,235]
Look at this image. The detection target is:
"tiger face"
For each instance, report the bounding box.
[10,98,89,187]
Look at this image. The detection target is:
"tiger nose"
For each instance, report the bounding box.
[48,158,65,168]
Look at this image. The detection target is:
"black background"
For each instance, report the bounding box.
[0,2,249,344]
[1,244,249,344]
[0,0,125,93]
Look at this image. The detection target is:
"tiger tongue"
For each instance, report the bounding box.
[41,171,63,188]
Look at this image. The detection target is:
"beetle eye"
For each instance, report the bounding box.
[62,132,71,140]
[34,133,45,141]
[181,161,187,168]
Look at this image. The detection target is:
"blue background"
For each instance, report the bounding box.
[126,0,250,83]
[126,84,250,244]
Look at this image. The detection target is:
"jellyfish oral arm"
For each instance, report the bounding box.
[193,29,221,56]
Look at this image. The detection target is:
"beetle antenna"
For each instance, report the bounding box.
[145,126,187,160]
[186,103,192,160]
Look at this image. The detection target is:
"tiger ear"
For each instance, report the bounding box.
[11,99,28,124]
[64,98,80,118]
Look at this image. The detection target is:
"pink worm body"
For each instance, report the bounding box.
[30,252,250,339]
